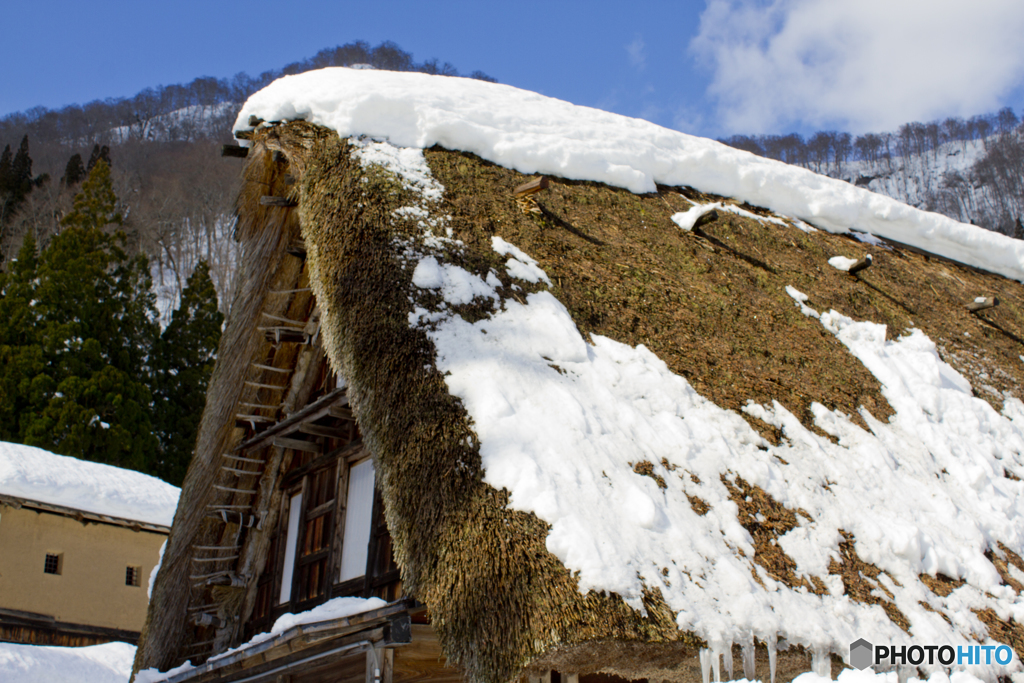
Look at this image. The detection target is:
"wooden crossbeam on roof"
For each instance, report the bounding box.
[271,436,322,454]
[233,388,349,453]
[513,176,549,197]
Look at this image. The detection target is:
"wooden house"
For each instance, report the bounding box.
[135,70,1024,683]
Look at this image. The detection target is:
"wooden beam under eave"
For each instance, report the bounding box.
[298,422,349,439]
[271,437,323,454]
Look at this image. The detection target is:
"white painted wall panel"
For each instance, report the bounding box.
[278,492,303,604]
[339,459,375,582]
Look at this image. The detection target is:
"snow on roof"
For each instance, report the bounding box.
[235,68,1024,283]
[0,641,135,683]
[234,70,1024,677]
[0,441,179,527]
[135,597,386,683]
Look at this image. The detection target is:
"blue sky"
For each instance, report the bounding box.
[5,1,1024,138]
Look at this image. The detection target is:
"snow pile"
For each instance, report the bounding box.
[0,441,180,526]
[135,597,385,682]
[235,68,1024,282]
[258,596,386,641]
[672,200,791,232]
[828,255,861,271]
[0,641,134,683]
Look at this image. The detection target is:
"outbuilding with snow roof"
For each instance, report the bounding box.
[0,442,179,646]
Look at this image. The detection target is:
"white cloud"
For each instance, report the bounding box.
[689,0,1024,134]
[626,35,646,70]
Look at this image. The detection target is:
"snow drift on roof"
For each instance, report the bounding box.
[0,641,134,683]
[235,68,1024,283]
[0,441,180,526]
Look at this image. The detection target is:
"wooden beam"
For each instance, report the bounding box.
[244,381,287,391]
[298,422,349,439]
[271,437,323,454]
[252,364,291,375]
[261,311,308,327]
[848,254,873,276]
[260,196,297,208]
[967,296,999,312]
[513,176,549,198]
[221,145,249,158]
[222,454,265,464]
[263,327,310,344]
[235,388,349,453]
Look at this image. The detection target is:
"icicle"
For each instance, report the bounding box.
[700,648,712,683]
[712,644,722,683]
[812,646,829,678]
[725,641,734,681]
[743,638,756,681]
[768,634,778,683]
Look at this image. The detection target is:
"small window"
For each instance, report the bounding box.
[44,553,62,575]
[126,565,141,587]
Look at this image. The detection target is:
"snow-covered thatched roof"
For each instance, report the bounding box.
[0,441,179,527]
[139,69,1024,683]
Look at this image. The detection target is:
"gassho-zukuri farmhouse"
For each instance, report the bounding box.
[134,68,1024,683]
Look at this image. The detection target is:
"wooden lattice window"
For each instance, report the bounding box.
[43,553,62,575]
[126,565,141,587]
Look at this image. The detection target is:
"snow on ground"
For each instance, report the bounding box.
[0,641,134,683]
[345,138,1024,680]
[235,68,1024,282]
[135,597,385,682]
[0,441,180,526]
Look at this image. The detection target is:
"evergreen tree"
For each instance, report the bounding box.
[20,160,159,472]
[86,144,111,174]
[151,261,223,485]
[0,136,47,226]
[0,234,46,441]
[61,153,86,188]
[0,144,13,225]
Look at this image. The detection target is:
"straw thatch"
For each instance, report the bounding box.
[136,119,1024,683]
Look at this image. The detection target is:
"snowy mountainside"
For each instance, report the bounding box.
[836,139,987,211]
[234,69,1024,680]
[109,102,239,144]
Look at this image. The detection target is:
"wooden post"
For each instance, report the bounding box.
[513,177,550,197]
[367,646,388,683]
[693,209,719,231]
[848,254,873,276]
[967,296,999,312]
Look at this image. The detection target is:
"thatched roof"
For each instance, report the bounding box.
[137,71,1024,683]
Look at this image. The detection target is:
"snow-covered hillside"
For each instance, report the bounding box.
[834,139,988,211]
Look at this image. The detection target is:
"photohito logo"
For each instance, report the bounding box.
[849,639,1014,670]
